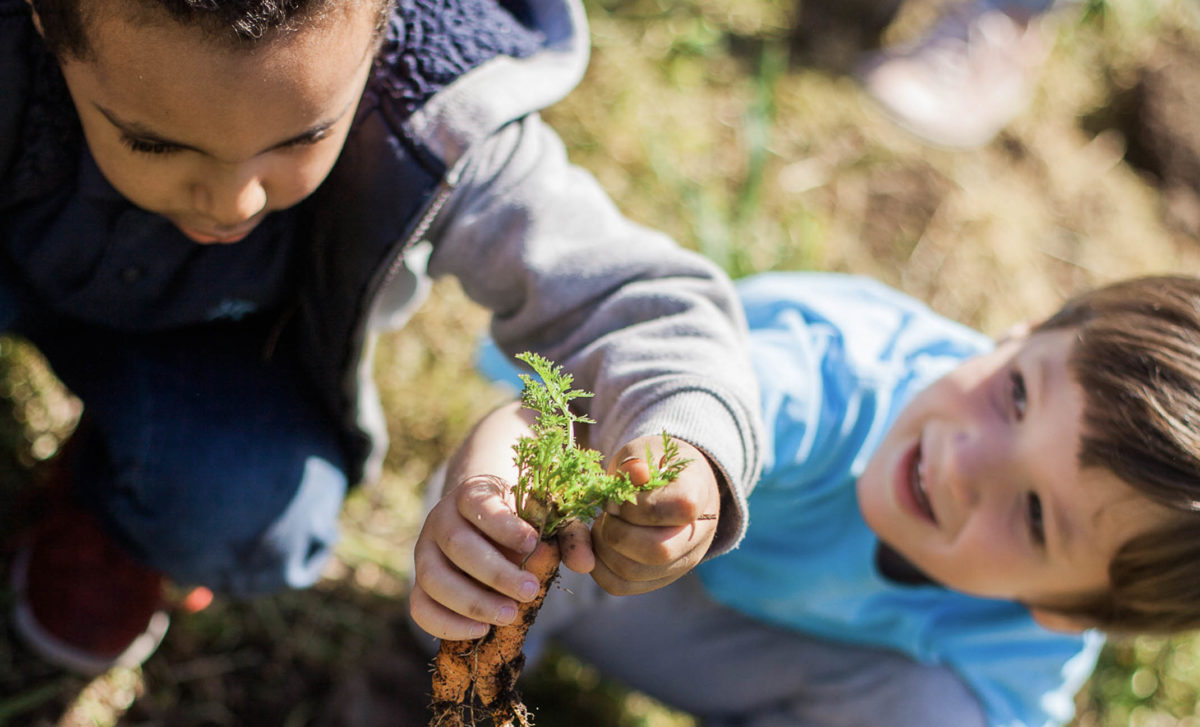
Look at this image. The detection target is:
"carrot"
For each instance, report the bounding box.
[429,540,561,727]
[427,353,687,726]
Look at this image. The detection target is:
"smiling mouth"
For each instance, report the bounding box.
[909,445,936,523]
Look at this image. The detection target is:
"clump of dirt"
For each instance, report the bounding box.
[789,0,905,71]
[1087,33,1200,236]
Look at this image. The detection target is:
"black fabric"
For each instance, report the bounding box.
[875,541,940,587]
[0,4,80,211]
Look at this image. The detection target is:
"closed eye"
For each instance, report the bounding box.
[1026,492,1046,548]
[279,129,330,148]
[121,128,328,157]
[122,134,181,155]
[1009,369,1027,421]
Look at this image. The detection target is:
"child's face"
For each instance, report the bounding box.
[857,327,1168,617]
[49,1,378,243]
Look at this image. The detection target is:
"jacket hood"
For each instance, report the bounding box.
[399,0,590,173]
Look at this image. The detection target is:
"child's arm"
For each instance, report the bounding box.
[409,402,719,639]
[410,402,540,641]
[410,402,592,640]
[422,114,764,566]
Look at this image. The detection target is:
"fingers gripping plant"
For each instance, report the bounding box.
[429,352,689,727]
[511,352,687,538]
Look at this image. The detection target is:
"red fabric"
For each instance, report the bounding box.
[23,504,164,657]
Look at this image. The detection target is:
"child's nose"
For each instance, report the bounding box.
[944,432,982,508]
[192,173,267,227]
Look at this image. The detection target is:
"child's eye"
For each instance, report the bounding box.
[1009,369,1027,421]
[272,129,328,152]
[122,135,179,155]
[280,129,330,150]
[1026,492,1046,547]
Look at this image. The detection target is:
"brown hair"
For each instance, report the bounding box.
[1034,275,1200,633]
[30,0,394,59]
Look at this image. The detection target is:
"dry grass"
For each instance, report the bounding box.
[3,0,1200,724]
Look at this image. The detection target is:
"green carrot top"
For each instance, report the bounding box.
[510,351,689,538]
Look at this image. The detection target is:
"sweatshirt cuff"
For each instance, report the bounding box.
[596,380,762,560]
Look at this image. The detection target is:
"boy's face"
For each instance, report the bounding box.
[857,327,1168,619]
[47,1,378,243]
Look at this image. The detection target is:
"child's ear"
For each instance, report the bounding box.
[1029,607,1095,634]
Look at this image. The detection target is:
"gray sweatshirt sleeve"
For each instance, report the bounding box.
[424,113,763,557]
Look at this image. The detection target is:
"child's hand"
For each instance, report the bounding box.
[588,436,719,595]
[410,475,544,641]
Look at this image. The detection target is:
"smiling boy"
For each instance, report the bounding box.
[449,271,1200,726]
[857,326,1166,622]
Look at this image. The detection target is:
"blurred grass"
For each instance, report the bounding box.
[3,0,1200,724]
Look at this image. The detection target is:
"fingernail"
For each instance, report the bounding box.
[498,605,517,624]
[471,623,489,639]
[518,579,538,600]
[522,534,538,553]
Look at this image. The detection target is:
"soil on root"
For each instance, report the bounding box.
[429,544,561,727]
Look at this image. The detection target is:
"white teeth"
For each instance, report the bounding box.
[910,452,935,522]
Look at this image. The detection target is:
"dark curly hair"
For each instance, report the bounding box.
[30,0,394,59]
[1031,275,1200,634]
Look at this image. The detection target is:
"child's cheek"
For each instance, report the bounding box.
[274,146,346,209]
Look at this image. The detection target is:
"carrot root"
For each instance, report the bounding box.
[429,540,561,727]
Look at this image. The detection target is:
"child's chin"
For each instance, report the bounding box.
[854,469,892,532]
[176,223,255,244]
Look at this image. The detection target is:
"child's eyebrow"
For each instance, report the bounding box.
[94,102,351,157]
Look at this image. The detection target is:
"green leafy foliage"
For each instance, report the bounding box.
[511,352,689,538]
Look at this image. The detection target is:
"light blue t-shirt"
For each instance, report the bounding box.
[697,272,1103,727]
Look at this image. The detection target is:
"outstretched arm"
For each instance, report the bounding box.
[410,399,721,637]
[410,402,591,640]
[411,402,537,641]
[424,114,764,564]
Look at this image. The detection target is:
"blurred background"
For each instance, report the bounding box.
[3,0,1200,723]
